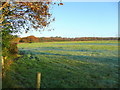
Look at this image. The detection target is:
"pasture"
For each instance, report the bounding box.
[5,41,119,88]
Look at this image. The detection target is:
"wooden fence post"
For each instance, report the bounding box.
[2,56,6,77]
[2,56,4,69]
[36,72,41,89]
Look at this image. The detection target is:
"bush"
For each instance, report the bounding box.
[9,43,18,55]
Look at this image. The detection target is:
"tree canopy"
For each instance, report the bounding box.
[0,0,63,56]
[1,1,63,32]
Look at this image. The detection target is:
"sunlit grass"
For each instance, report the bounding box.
[5,40,118,88]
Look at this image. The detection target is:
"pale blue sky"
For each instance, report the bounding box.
[18,2,118,38]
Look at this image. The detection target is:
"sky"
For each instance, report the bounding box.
[17,2,118,38]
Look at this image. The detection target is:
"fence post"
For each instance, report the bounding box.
[36,72,41,89]
[2,56,6,77]
[2,56,4,69]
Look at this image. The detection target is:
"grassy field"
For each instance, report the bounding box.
[5,41,119,88]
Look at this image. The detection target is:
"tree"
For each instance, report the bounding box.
[1,1,63,88]
[19,35,39,43]
[0,0,63,56]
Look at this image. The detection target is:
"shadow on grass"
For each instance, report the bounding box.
[9,49,118,88]
[19,49,118,65]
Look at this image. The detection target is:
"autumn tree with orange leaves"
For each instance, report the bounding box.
[0,0,63,56]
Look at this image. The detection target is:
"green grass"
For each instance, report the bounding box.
[4,41,119,88]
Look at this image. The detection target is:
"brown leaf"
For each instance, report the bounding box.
[60,3,63,5]
[46,2,50,4]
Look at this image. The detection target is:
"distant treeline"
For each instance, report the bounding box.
[16,36,119,43]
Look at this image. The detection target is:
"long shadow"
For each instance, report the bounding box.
[19,46,113,53]
[19,49,118,65]
[17,49,119,88]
